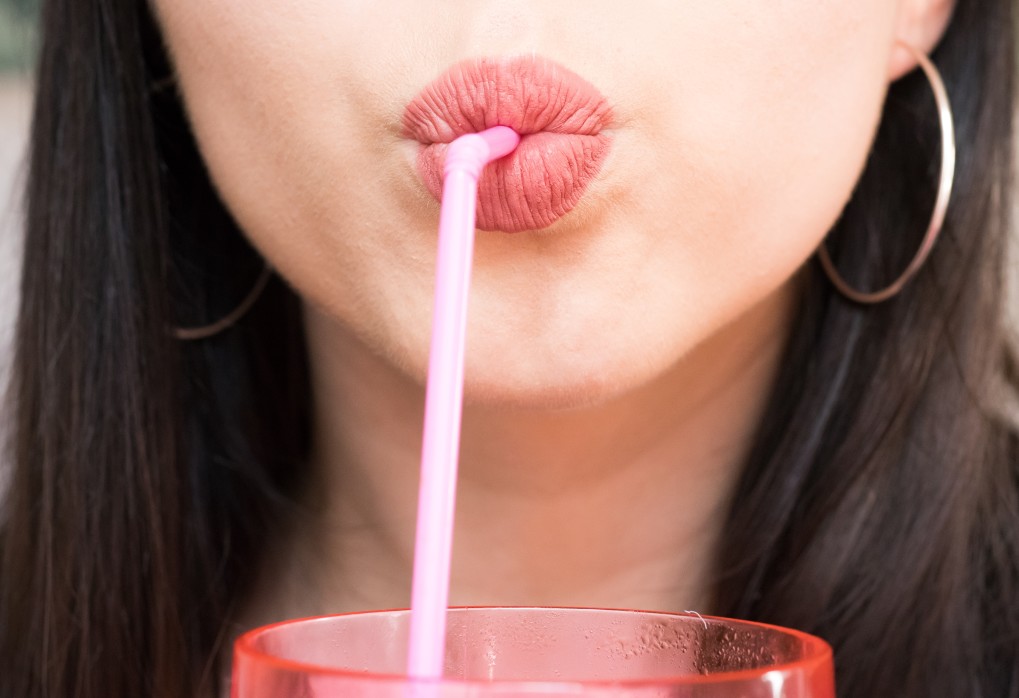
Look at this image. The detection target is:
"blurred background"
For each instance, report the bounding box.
[0,0,35,70]
[0,0,35,411]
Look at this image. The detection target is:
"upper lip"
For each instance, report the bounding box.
[402,55,614,145]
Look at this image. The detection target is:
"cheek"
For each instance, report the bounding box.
[634,3,896,292]
[152,1,425,319]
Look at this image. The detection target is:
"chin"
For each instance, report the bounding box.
[459,348,667,411]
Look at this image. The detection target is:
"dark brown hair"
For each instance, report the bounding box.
[1,0,1016,696]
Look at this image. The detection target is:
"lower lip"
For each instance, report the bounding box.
[416,131,612,233]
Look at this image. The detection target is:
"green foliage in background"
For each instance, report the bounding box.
[0,0,39,73]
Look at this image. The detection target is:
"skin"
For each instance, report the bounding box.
[153,0,954,629]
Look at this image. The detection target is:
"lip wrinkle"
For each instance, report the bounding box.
[405,55,614,232]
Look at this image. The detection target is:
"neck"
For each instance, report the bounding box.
[241,284,793,627]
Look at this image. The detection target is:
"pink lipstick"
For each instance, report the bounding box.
[403,56,614,232]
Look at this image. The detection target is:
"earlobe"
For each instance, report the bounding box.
[888,0,956,80]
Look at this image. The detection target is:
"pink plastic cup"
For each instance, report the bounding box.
[231,607,835,697]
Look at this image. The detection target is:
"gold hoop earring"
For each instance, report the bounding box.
[818,42,956,304]
[173,264,273,341]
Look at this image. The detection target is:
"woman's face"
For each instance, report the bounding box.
[154,1,945,406]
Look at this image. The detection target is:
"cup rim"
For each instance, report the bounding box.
[232,606,834,688]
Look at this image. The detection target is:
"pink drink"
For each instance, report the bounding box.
[232,607,835,697]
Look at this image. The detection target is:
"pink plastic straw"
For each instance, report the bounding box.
[408,126,520,680]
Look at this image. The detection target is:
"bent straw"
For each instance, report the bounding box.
[407,126,520,680]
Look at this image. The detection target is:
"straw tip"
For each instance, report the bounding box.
[444,127,521,178]
[479,125,521,161]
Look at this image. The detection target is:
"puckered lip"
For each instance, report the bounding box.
[401,55,614,144]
